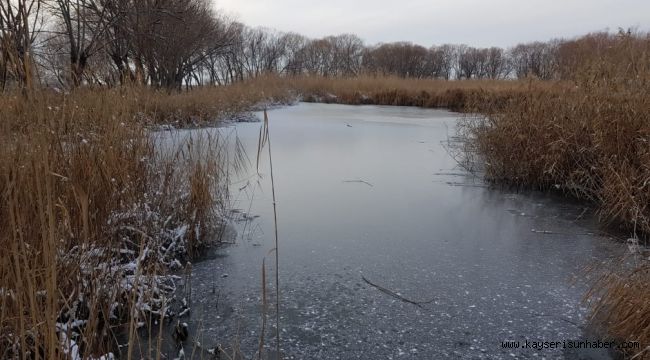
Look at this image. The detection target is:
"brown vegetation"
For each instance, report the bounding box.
[587,257,650,359]
[288,75,564,111]
[0,81,295,359]
[459,31,650,358]
[463,31,650,235]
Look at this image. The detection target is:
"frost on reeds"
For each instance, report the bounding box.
[0,89,246,358]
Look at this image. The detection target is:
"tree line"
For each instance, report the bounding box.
[1,0,647,92]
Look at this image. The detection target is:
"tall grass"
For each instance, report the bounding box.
[459,32,650,358]
[287,75,560,111]
[586,257,650,359]
[0,83,293,358]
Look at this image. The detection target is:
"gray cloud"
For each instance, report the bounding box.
[217,0,649,47]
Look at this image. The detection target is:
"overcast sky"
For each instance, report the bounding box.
[216,0,649,47]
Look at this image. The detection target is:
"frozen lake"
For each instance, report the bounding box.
[161,103,623,359]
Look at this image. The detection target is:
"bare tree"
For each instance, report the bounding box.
[130,0,234,89]
[97,0,134,85]
[300,38,335,76]
[484,47,509,79]
[0,0,44,93]
[432,44,456,79]
[509,41,558,80]
[279,32,308,75]
[48,0,106,86]
[328,34,363,76]
[363,42,429,78]
[456,45,476,79]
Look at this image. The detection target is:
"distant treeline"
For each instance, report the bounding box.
[1,0,647,91]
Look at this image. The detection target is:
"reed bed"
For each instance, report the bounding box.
[288,75,560,111]
[0,82,294,358]
[462,85,650,231]
[458,33,650,358]
[586,256,650,359]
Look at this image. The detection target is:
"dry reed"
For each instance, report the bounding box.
[288,75,560,111]
[459,32,650,358]
[0,81,294,358]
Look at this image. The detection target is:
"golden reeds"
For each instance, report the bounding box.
[0,82,294,358]
[460,32,650,358]
[287,75,559,111]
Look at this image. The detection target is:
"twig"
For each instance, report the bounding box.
[433,172,468,177]
[361,275,435,309]
[342,179,374,187]
[530,229,595,236]
[631,346,650,360]
[443,181,489,188]
[574,207,589,221]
